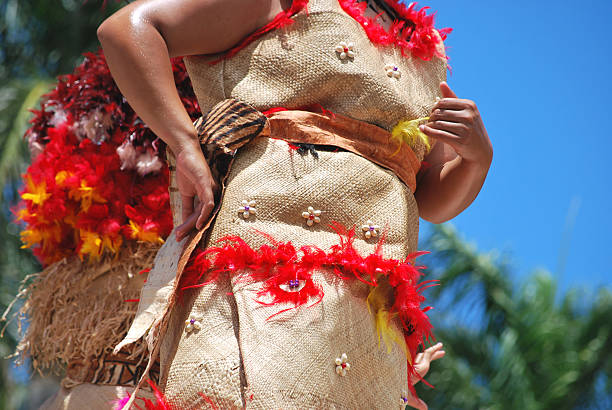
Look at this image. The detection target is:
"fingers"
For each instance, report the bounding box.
[428,120,469,137]
[423,342,445,362]
[176,209,199,242]
[176,192,216,241]
[177,193,197,241]
[181,194,194,225]
[432,98,474,111]
[412,342,445,384]
[420,125,462,147]
[429,107,471,123]
[431,350,446,361]
[440,81,457,99]
[195,195,215,231]
[175,158,218,240]
[414,352,424,364]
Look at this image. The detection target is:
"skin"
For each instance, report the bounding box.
[416,82,493,224]
[98,2,486,407]
[408,342,446,410]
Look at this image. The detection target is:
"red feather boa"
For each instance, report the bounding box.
[338,0,451,61]
[181,223,434,358]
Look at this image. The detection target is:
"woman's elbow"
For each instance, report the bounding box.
[97,15,122,47]
[416,200,456,225]
[97,7,148,48]
[419,210,450,225]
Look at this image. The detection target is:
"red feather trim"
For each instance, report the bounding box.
[198,392,219,410]
[209,0,309,65]
[255,265,324,320]
[181,224,434,344]
[262,107,290,117]
[337,0,451,61]
[176,224,437,399]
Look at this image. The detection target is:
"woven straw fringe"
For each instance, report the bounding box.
[8,242,159,374]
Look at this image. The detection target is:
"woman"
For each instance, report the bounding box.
[97,0,492,408]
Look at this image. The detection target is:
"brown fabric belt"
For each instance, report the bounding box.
[191,99,421,193]
[265,109,421,192]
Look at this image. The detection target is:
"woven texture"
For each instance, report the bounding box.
[11,242,158,374]
[162,137,419,408]
[184,0,446,161]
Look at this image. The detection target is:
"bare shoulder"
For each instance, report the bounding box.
[99,0,287,57]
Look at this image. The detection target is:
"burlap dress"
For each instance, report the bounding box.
[132,0,448,408]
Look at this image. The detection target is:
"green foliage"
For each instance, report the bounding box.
[417,224,612,409]
[0,79,53,196]
[0,0,123,79]
[0,0,124,196]
[0,1,122,408]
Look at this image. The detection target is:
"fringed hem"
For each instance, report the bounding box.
[8,241,160,374]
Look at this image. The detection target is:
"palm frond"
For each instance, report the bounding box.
[0,79,52,200]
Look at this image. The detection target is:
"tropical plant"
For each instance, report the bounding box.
[0,1,123,408]
[417,224,612,410]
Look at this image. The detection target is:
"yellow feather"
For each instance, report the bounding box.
[375,310,408,356]
[391,117,431,155]
[367,282,408,356]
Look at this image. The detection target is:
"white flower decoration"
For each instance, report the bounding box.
[238,200,257,219]
[362,220,380,239]
[384,64,401,79]
[184,314,202,333]
[302,206,321,226]
[335,353,351,377]
[335,41,355,60]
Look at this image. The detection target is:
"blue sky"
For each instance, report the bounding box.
[418,1,611,293]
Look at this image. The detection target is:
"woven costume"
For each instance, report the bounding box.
[117,0,450,408]
[10,0,449,408]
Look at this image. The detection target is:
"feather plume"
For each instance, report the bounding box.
[182,224,433,352]
[391,117,431,155]
[337,0,451,61]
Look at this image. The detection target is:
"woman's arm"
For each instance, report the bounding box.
[97,0,288,240]
[415,82,493,223]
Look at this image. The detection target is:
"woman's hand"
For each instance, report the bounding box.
[174,142,218,241]
[421,82,492,168]
[404,342,446,410]
[415,82,492,223]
